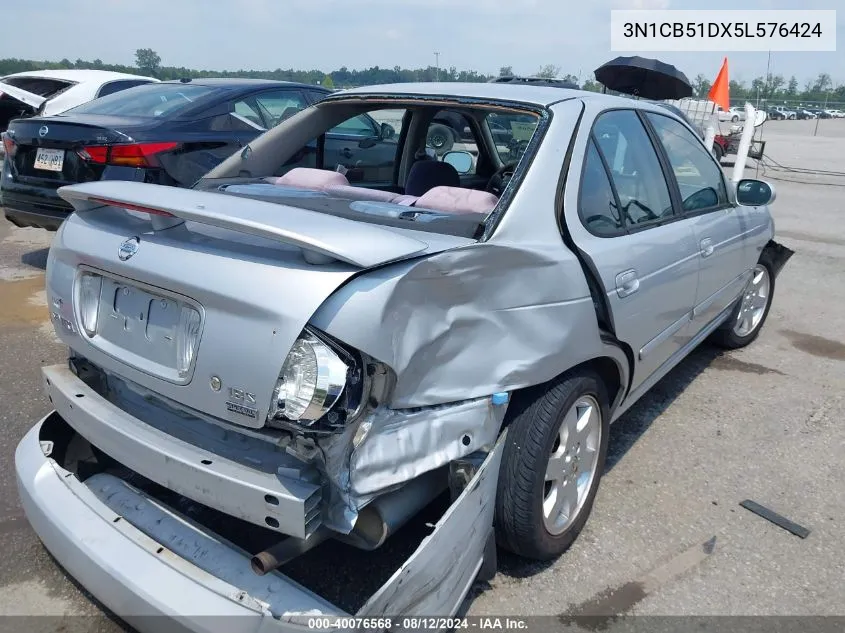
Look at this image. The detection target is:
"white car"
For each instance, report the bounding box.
[717,106,746,123]
[0,69,159,132]
[825,109,845,118]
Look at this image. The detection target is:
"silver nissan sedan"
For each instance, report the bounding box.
[16,82,792,630]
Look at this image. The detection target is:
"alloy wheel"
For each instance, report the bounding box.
[542,395,602,535]
[733,264,770,337]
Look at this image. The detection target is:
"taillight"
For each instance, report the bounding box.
[78,142,178,168]
[87,196,176,217]
[1,132,16,158]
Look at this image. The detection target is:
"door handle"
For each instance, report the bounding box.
[700,238,715,257]
[615,269,639,298]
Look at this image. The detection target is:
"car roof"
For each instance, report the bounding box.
[334,82,640,107]
[160,78,325,90]
[0,69,158,84]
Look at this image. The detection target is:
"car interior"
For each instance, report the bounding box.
[202,100,542,232]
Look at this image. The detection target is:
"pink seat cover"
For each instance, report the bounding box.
[324,184,397,203]
[415,186,499,215]
[274,168,350,190]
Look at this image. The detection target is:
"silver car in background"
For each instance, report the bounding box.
[16,83,792,630]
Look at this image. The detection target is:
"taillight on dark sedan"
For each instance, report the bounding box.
[1,132,17,158]
[77,142,179,168]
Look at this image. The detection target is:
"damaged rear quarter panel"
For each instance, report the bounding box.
[310,243,603,408]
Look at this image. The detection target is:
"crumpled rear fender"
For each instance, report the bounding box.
[311,241,611,408]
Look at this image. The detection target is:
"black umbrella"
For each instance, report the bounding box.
[594,56,692,100]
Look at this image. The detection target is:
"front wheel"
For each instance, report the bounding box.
[712,143,724,162]
[711,261,774,349]
[495,371,610,560]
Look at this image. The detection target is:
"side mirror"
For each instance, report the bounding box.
[736,179,776,206]
[380,123,396,140]
[442,150,474,174]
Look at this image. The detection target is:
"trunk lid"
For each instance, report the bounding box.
[47,182,471,429]
[6,115,152,185]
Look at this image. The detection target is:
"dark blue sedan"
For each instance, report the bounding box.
[1,78,397,230]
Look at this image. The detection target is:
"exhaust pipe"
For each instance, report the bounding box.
[251,467,447,574]
[341,467,447,551]
[251,527,329,576]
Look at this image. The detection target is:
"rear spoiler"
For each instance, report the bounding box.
[58,181,428,268]
[0,81,47,110]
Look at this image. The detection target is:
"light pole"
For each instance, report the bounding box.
[434,52,440,81]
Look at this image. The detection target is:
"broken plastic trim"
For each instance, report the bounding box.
[763,239,795,278]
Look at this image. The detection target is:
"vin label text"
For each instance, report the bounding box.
[611,10,836,52]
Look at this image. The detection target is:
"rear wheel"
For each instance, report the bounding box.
[731,115,739,123]
[495,371,609,560]
[712,143,724,162]
[712,261,774,349]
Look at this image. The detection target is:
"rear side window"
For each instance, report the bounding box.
[96,79,155,98]
[304,89,331,104]
[592,110,674,228]
[67,83,218,118]
[579,138,624,236]
[253,90,308,128]
[645,112,728,213]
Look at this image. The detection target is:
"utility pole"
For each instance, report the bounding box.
[434,52,440,81]
[814,88,829,137]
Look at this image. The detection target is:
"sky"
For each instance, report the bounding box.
[2,0,842,87]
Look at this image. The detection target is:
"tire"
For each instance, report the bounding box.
[495,370,610,560]
[711,258,775,349]
[712,144,724,162]
[731,115,739,123]
[426,123,455,156]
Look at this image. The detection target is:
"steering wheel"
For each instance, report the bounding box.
[586,215,621,231]
[486,161,518,196]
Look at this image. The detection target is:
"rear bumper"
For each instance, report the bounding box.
[15,417,344,632]
[3,202,70,230]
[41,365,322,540]
[1,176,73,230]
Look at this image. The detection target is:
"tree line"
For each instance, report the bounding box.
[691,72,844,107]
[1,50,841,106]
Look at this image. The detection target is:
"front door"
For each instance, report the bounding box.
[644,112,749,329]
[564,108,700,390]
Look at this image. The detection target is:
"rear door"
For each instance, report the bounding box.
[644,112,749,329]
[563,107,700,390]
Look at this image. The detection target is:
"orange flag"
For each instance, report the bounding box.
[708,57,730,112]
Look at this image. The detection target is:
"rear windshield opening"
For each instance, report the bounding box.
[198,100,544,238]
[66,83,219,118]
[0,76,74,98]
